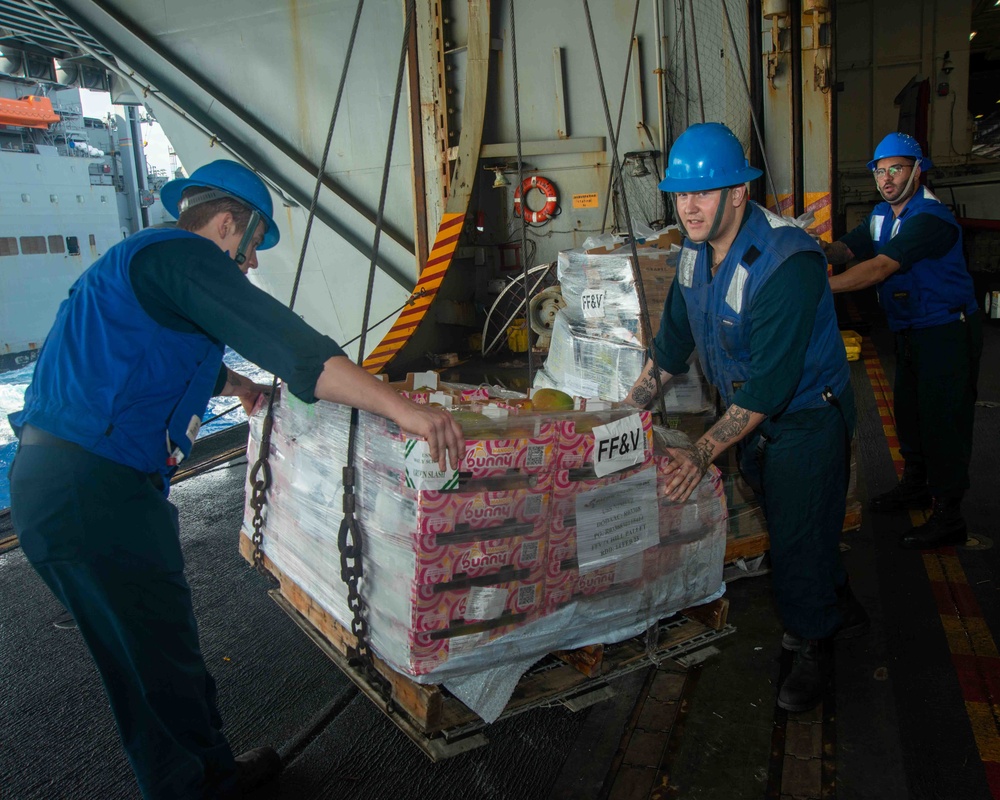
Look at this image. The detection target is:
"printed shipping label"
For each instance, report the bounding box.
[591,413,646,477]
[575,468,658,573]
[581,288,607,319]
[404,439,459,491]
[466,586,508,621]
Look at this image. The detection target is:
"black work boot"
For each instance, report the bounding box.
[225,746,282,798]
[782,582,871,651]
[777,638,832,713]
[868,465,931,512]
[899,497,967,550]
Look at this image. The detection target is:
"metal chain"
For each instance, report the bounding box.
[336,0,417,714]
[247,414,276,584]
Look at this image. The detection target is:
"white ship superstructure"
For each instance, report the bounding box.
[0,78,129,371]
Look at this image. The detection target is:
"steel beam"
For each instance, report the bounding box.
[45,0,418,290]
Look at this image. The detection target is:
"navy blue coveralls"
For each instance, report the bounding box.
[841,186,982,500]
[655,203,854,639]
[9,227,342,799]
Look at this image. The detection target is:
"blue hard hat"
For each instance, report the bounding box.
[866,133,933,172]
[659,122,762,192]
[160,160,280,249]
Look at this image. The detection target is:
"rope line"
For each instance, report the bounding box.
[509,0,534,385]
[600,0,644,235]
[582,0,667,419]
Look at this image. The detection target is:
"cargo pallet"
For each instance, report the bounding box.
[238,531,735,760]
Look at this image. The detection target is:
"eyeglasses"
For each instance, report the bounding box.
[872,164,912,180]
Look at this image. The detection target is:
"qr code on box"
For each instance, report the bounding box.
[521,541,540,563]
[517,585,538,607]
[525,493,542,517]
[526,445,545,468]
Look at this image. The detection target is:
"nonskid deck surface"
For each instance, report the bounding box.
[3,301,1000,799]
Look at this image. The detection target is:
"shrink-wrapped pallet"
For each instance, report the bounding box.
[538,229,714,412]
[243,386,727,712]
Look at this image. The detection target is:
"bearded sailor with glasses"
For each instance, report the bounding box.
[824,132,982,550]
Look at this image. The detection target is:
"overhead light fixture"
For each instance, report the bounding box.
[491,167,510,188]
[976,114,984,119]
[970,31,978,41]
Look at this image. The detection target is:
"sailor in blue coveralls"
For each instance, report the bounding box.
[7,161,463,799]
[624,123,868,713]
[825,133,982,550]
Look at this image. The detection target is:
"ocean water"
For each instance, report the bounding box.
[0,350,270,510]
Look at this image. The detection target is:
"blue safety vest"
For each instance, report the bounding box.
[676,203,849,415]
[868,187,976,331]
[10,227,225,491]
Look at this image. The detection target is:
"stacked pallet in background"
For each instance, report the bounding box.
[243,385,727,689]
[718,443,864,564]
[535,228,715,411]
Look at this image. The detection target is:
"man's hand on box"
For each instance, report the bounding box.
[662,442,713,503]
[396,403,465,472]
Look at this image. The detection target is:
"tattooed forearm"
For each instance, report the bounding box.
[711,406,752,444]
[688,439,715,472]
[631,374,656,408]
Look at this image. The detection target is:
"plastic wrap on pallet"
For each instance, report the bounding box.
[539,312,646,401]
[538,312,714,412]
[243,390,727,722]
[557,229,682,346]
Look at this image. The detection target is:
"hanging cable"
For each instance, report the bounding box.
[582,0,667,420]
[509,0,534,386]
[600,0,644,235]
[686,0,706,124]
[719,0,783,215]
[336,0,416,712]
[247,0,367,587]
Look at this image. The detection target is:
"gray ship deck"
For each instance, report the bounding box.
[3,287,1000,800]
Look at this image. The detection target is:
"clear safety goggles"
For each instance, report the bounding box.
[872,164,913,180]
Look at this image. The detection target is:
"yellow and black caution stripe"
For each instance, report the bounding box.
[362,212,465,373]
[867,334,1000,795]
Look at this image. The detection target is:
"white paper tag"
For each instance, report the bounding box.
[449,630,488,655]
[466,586,508,620]
[581,288,607,319]
[591,414,646,477]
[575,468,659,573]
[404,439,460,491]
[428,391,453,407]
[480,404,509,420]
[411,371,439,390]
[185,415,201,444]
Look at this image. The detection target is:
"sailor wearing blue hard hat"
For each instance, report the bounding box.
[826,133,981,551]
[161,158,281,269]
[8,158,463,799]
[625,122,865,715]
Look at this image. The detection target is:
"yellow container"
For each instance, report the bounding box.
[841,330,862,361]
[507,318,529,352]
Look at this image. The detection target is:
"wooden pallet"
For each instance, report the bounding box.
[239,531,734,760]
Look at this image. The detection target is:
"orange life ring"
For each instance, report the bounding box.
[513,175,559,224]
